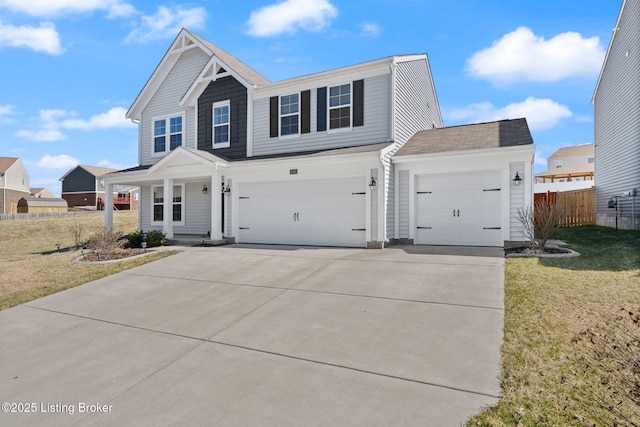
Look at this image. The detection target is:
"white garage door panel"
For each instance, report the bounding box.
[416,172,502,247]
[238,177,366,247]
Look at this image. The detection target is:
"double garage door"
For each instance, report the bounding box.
[238,177,366,247]
[415,171,503,247]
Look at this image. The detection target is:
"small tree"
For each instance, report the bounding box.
[517,200,564,250]
[69,211,85,249]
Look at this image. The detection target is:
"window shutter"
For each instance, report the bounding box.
[301,90,311,134]
[317,87,327,132]
[269,96,278,138]
[353,79,364,127]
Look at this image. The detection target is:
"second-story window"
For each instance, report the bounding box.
[153,115,183,154]
[329,83,351,130]
[280,93,299,136]
[213,101,230,148]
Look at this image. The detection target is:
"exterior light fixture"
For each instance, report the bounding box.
[202,185,208,194]
[608,197,617,209]
[141,241,147,252]
[369,177,377,190]
[513,171,522,186]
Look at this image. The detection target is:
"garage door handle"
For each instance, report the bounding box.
[457,210,460,217]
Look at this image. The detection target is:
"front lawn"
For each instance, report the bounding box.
[468,226,640,426]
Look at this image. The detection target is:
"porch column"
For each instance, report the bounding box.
[104,183,114,232]
[210,174,222,240]
[163,178,174,238]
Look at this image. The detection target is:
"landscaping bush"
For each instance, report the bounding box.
[86,231,127,253]
[123,230,145,248]
[145,230,166,247]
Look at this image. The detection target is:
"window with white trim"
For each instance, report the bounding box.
[153,115,183,154]
[555,159,563,168]
[213,101,230,148]
[329,83,351,130]
[151,185,184,224]
[280,93,299,136]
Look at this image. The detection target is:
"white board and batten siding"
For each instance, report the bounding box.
[593,0,640,225]
[139,48,210,166]
[251,74,391,157]
[509,162,525,241]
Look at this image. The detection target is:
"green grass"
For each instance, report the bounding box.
[467,226,640,426]
[0,211,178,311]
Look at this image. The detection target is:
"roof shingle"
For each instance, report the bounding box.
[394,118,533,157]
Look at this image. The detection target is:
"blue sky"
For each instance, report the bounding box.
[0,0,621,196]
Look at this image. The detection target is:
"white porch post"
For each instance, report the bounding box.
[163,178,174,238]
[210,174,222,240]
[104,183,114,232]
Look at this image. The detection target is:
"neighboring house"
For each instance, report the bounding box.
[17,197,68,214]
[30,188,56,199]
[60,165,138,210]
[0,157,30,215]
[534,144,595,193]
[103,29,533,248]
[592,0,640,230]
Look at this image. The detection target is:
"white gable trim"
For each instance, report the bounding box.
[181,56,255,108]
[127,29,214,121]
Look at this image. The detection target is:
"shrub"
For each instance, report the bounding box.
[517,200,564,250]
[86,231,127,253]
[123,230,145,248]
[145,230,166,247]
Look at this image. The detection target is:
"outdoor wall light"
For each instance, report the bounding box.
[369,177,377,190]
[202,185,208,194]
[608,197,617,209]
[513,171,522,186]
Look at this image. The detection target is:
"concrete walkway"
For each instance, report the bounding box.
[0,244,505,426]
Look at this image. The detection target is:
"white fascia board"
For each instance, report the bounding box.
[181,56,256,108]
[127,29,213,120]
[229,150,383,171]
[392,54,428,64]
[592,0,626,105]
[254,58,392,99]
[148,147,226,174]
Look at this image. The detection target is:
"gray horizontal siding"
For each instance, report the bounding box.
[594,0,640,218]
[140,48,210,166]
[139,183,211,235]
[394,59,443,146]
[252,74,391,156]
[398,170,409,238]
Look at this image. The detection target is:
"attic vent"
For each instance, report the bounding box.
[217,67,227,74]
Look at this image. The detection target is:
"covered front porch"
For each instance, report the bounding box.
[102,147,230,240]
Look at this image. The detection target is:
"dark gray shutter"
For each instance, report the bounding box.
[269,96,278,138]
[353,79,364,127]
[317,87,327,132]
[301,90,311,134]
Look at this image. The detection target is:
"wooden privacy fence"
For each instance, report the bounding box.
[535,189,595,227]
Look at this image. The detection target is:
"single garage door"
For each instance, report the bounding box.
[238,177,366,247]
[415,171,502,246]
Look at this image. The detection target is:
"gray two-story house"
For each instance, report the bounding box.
[592,0,640,230]
[104,28,534,248]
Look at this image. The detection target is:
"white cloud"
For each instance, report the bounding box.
[16,107,134,141]
[0,104,15,121]
[0,0,135,18]
[0,21,63,55]
[36,154,79,169]
[361,22,381,38]
[60,107,134,130]
[466,27,606,85]
[247,0,338,37]
[445,97,573,131]
[16,129,66,142]
[125,6,206,44]
[96,159,128,170]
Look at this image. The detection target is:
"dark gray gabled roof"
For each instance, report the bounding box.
[394,118,534,157]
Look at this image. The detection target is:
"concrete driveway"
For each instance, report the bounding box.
[0,244,505,426]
